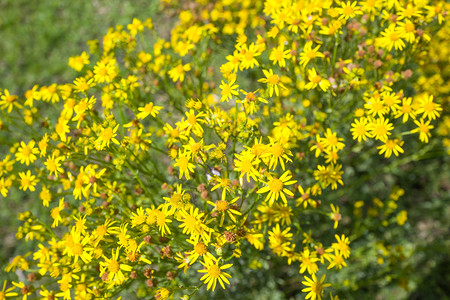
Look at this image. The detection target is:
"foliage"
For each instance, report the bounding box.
[0,0,449,299]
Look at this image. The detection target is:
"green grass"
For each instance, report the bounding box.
[0,0,158,95]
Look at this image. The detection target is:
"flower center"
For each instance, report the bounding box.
[271,144,284,157]
[269,178,283,193]
[311,281,324,294]
[194,242,207,256]
[22,146,32,157]
[207,264,221,278]
[108,260,120,273]
[72,243,84,256]
[390,32,399,41]
[216,200,228,212]
[187,114,197,125]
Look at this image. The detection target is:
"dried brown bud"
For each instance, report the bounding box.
[401,69,413,79]
[160,245,172,258]
[197,183,207,193]
[224,231,237,243]
[201,190,209,200]
[316,247,325,256]
[144,235,152,244]
[166,271,176,280]
[101,272,109,281]
[145,278,157,288]
[144,268,154,278]
[168,166,174,176]
[135,187,143,195]
[27,273,37,282]
[374,60,383,69]
[21,285,32,295]
[130,271,138,279]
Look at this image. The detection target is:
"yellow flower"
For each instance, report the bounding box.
[136,102,163,119]
[0,280,19,299]
[377,138,404,158]
[337,1,363,21]
[219,76,239,102]
[350,117,372,142]
[0,89,21,113]
[301,274,331,300]
[379,24,405,51]
[207,196,241,226]
[234,151,260,182]
[98,124,120,147]
[44,154,65,176]
[169,63,191,83]
[93,57,118,83]
[257,171,297,205]
[238,43,261,70]
[15,140,39,166]
[330,204,342,229]
[368,117,394,141]
[299,41,324,67]
[18,170,38,192]
[68,51,90,72]
[174,150,195,180]
[198,258,232,291]
[99,248,132,285]
[416,94,442,121]
[299,248,319,275]
[411,118,433,143]
[319,129,345,152]
[258,69,287,97]
[50,198,65,228]
[327,250,348,270]
[305,68,330,92]
[269,44,291,67]
[332,234,351,258]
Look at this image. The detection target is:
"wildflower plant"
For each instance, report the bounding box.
[0,0,448,299]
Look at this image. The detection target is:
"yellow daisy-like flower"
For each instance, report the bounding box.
[0,280,19,299]
[207,196,242,226]
[301,274,331,300]
[99,248,132,285]
[219,76,239,102]
[98,124,120,148]
[50,198,65,228]
[168,62,191,82]
[257,171,297,205]
[305,68,330,92]
[136,102,163,120]
[174,150,195,180]
[299,41,324,68]
[198,258,232,291]
[15,140,39,166]
[18,170,38,192]
[258,69,287,97]
[377,138,404,158]
[44,154,65,177]
[411,118,433,143]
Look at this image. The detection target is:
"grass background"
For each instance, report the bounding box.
[0,0,157,95]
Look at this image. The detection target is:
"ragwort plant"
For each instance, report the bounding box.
[0,0,448,299]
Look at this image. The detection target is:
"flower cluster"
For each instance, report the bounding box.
[0,0,448,299]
